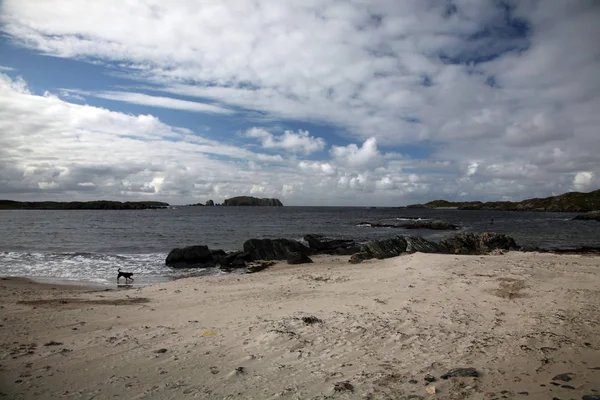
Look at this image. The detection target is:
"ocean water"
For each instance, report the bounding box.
[0,207,598,286]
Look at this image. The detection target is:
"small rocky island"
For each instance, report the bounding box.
[222,196,283,206]
[406,189,600,212]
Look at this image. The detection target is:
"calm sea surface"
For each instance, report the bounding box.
[1,207,598,286]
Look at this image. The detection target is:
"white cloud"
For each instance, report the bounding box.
[87,91,233,114]
[245,127,325,155]
[331,137,383,169]
[0,65,16,72]
[1,1,600,203]
[574,171,596,191]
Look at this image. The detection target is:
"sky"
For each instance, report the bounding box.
[0,0,599,206]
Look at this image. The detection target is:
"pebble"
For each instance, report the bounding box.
[552,373,573,382]
[333,381,354,393]
[583,396,600,400]
[154,348,168,354]
[440,367,479,379]
[424,374,436,383]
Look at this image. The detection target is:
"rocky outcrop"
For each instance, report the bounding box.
[440,232,518,255]
[358,220,458,230]
[166,246,251,269]
[573,211,600,221]
[223,196,283,206]
[405,236,442,253]
[287,252,313,265]
[205,199,215,206]
[166,245,213,268]
[304,234,361,255]
[243,238,312,261]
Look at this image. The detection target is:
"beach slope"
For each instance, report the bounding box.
[1,252,599,399]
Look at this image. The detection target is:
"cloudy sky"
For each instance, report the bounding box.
[0,0,599,206]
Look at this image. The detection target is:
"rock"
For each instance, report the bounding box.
[359,236,408,260]
[246,261,275,274]
[583,396,600,400]
[43,341,63,346]
[349,253,365,264]
[333,381,354,393]
[405,236,441,253]
[358,220,458,230]
[304,234,360,255]
[440,367,480,379]
[424,374,436,383]
[573,211,600,221]
[552,373,573,382]
[154,348,168,353]
[425,386,436,394]
[166,245,213,267]
[301,316,322,325]
[440,233,517,255]
[243,238,312,261]
[561,385,575,389]
[287,252,313,265]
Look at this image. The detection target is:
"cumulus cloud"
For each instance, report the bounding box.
[245,127,326,155]
[574,172,596,191]
[331,138,383,169]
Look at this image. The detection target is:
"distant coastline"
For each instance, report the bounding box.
[0,200,169,210]
[405,189,600,213]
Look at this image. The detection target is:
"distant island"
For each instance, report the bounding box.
[406,189,600,213]
[223,196,283,206]
[0,200,169,210]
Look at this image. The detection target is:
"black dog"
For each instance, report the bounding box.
[117,268,134,284]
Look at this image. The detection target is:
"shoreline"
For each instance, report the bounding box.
[1,251,599,399]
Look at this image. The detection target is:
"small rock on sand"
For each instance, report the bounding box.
[333,381,354,393]
[43,341,63,346]
[551,373,573,382]
[154,348,168,354]
[440,367,479,379]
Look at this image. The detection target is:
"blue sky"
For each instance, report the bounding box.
[0,1,599,206]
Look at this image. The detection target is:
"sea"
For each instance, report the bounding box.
[1,207,599,287]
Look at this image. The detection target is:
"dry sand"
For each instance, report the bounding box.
[1,252,599,400]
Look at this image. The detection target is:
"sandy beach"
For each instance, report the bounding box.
[1,252,599,400]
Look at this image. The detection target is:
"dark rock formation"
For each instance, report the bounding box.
[304,234,360,255]
[166,245,213,268]
[357,220,458,230]
[243,238,312,261]
[440,232,518,255]
[223,196,283,206]
[405,236,441,253]
[205,199,215,206]
[573,211,600,221]
[287,252,313,265]
[359,236,408,260]
[246,261,275,273]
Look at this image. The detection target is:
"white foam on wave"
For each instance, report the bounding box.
[0,251,176,286]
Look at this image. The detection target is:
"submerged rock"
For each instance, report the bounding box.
[357,220,458,230]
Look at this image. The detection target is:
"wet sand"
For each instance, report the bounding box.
[1,252,599,399]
